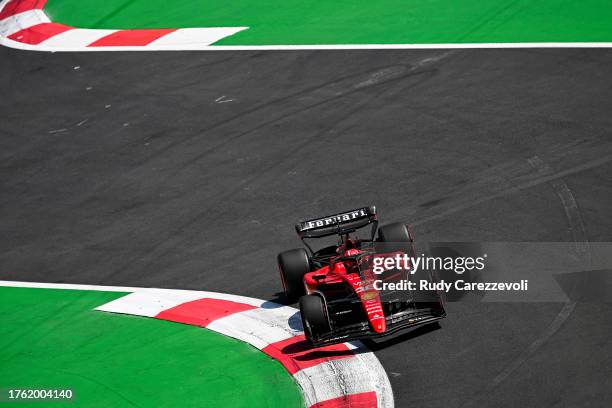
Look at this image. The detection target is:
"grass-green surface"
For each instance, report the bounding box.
[0,287,303,407]
[43,0,612,45]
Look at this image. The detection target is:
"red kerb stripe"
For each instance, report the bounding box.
[0,0,47,20]
[155,298,257,327]
[88,29,176,47]
[309,392,378,408]
[8,23,72,45]
[262,334,354,375]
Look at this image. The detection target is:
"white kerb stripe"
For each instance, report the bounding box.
[183,290,266,307]
[348,341,395,408]
[207,307,302,349]
[40,28,116,47]
[291,340,393,408]
[294,358,380,406]
[147,27,248,47]
[0,9,49,37]
[95,290,208,317]
[94,289,272,317]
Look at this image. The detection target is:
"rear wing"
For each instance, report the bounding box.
[295,206,377,238]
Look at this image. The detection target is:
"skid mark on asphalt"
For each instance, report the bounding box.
[461,154,590,407]
[378,139,609,225]
[528,155,590,256]
[115,80,408,278]
[168,63,441,173]
[67,54,454,213]
[95,62,459,238]
[133,51,456,177]
[102,87,391,281]
[99,51,457,281]
[412,148,612,227]
[460,301,576,408]
[353,51,454,89]
[156,51,455,188]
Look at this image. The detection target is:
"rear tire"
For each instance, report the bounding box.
[378,222,412,243]
[278,248,311,303]
[299,295,330,344]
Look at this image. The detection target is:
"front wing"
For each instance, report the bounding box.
[309,305,446,347]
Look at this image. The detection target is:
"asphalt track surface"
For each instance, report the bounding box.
[2,46,612,407]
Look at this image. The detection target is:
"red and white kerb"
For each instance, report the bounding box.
[97,289,394,408]
[0,0,247,51]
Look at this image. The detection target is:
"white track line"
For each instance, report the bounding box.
[0,280,143,291]
[202,42,612,50]
[4,39,612,52]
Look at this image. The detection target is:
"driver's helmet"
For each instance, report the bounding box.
[341,248,361,273]
[344,248,360,257]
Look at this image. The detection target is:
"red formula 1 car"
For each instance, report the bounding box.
[278,206,446,346]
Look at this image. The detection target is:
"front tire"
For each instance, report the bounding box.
[378,222,440,309]
[299,295,330,344]
[278,248,311,303]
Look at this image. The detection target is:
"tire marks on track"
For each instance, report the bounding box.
[411,149,612,227]
[137,52,455,177]
[461,153,591,407]
[101,51,456,282]
[528,155,590,256]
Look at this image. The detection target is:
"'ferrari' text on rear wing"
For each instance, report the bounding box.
[295,206,377,238]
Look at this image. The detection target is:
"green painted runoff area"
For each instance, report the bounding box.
[43,0,612,45]
[0,287,303,407]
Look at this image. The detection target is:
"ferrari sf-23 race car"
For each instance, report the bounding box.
[277,206,446,346]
